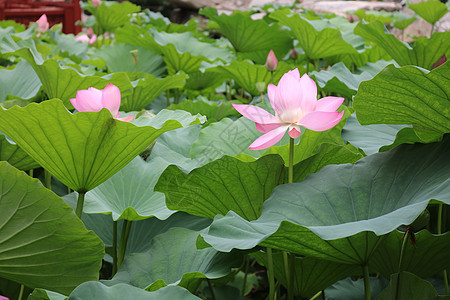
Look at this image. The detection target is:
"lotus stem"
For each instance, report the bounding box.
[18,284,24,300]
[117,220,133,269]
[260,92,265,103]
[363,264,371,300]
[267,247,275,300]
[28,169,33,177]
[165,90,170,107]
[437,204,449,293]
[310,291,322,300]
[242,255,249,296]
[289,138,295,183]
[75,192,85,219]
[283,252,291,298]
[396,230,410,300]
[112,220,118,276]
[44,169,51,190]
[207,279,216,300]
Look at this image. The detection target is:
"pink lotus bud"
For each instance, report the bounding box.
[265,50,278,72]
[76,33,97,45]
[92,0,101,7]
[87,27,95,38]
[70,84,134,122]
[36,14,49,34]
[290,49,298,60]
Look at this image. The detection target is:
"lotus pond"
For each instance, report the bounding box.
[0,0,449,299]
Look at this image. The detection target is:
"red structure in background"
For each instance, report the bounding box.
[0,0,82,34]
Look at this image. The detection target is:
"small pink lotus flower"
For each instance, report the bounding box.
[265,50,278,72]
[232,69,344,150]
[92,0,101,7]
[76,33,97,45]
[70,84,134,122]
[0,295,9,300]
[36,14,49,35]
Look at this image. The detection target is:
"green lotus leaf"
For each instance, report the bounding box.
[168,98,240,122]
[341,114,412,155]
[251,251,360,299]
[120,72,187,112]
[370,230,450,279]
[68,283,201,300]
[354,21,450,70]
[408,0,448,25]
[200,7,292,64]
[200,136,450,265]
[115,25,161,54]
[131,109,205,128]
[270,9,357,59]
[109,228,240,292]
[85,1,140,33]
[78,156,174,221]
[311,62,375,98]
[392,12,417,30]
[325,277,388,300]
[155,154,285,221]
[148,125,205,173]
[375,271,446,300]
[28,289,66,300]
[351,9,394,24]
[0,99,182,192]
[0,61,41,102]
[91,43,165,76]
[0,132,39,170]
[354,62,450,141]
[0,161,104,295]
[183,68,226,91]
[218,60,293,96]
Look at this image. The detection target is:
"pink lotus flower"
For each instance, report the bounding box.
[36,14,49,34]
[0,295,9,300]
[76,33,97,45]
[265,50,278,72]
[232,69,344,150]
[70,84,134,122]
[92,0,101,7]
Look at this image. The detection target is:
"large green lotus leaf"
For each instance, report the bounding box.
[200,137,450,264]
[353,62,450,141]
[153,31,233,63]
[91,44,165,76]
[341,114,411,155]
[120,72,187,112]
[28,288,67,300]
[0,61,41,102]
[251,251,360,299]
[370,230,450,279]
[270,9,357,59]
[351,9,394,24]
[311,62,374,98]
[168,98,239,122]
[392,12,417,30]
[3,42,134,109]
[115,25,162,54]
[354,21,450,70]
[408,0,448,24]
[148,125,205,173]
[79,156,174,221]
[200,7,292,64]
[183,68,225,91]
[160,44,206,75]
[218,60,293,96]
[109,227,239,292]
[69,283,201,300]
[292,142,363,183]
[87,1,140,33]
[325,277,388,300]
[49,31,88,59]
[375,272,447,300]
[0,132,39,170]
[0,161,104,295]
[131,109,206,128]
[0,99,182,192]
[155,154,285,221]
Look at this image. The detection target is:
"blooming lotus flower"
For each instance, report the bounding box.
[265,50,278,72]
[92,0,101,7]
[70,84,134,122]
[36,14,49,35]
[76,33,97,44]
[232,69,344,150]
